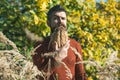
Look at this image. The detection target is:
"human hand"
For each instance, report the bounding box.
[55,40,70,61]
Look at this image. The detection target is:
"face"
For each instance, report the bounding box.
[48,11,68,50]
[48,11,67,32]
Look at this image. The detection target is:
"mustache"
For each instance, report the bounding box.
[54,25,66,32]
[59,23,66,27]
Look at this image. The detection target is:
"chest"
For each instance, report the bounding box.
[52,48,76,80]
[63,48,76,66]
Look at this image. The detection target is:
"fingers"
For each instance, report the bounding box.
[55,40,70,61]
[64,40,70,49]
[55,41,59,50]
[55,40,70,51]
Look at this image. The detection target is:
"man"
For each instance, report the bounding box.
[32,5,87,80]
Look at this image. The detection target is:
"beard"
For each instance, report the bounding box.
[49,26,68,51]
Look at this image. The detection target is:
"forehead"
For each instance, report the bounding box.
[51,11,66,17]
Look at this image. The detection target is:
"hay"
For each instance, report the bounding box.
[0,32,44,80]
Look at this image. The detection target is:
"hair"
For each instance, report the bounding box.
[47,5,67,21]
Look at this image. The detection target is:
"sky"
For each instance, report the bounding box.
[95,0,107,2]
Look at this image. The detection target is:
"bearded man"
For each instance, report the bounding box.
[32,5,87,80]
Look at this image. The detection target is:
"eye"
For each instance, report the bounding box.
[61,17,66,20]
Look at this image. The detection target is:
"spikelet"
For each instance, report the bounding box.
[49,26,68,50]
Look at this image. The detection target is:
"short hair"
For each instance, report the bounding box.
[47,5,67,20]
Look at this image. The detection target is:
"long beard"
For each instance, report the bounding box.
[49,26,68,51]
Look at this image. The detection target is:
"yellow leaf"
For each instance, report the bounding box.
[88,76,93,80]
[41,2,47,11]
[34,15,39,25]
[92,13,99,21]
[37,0,48,11]
[83,50,88,57]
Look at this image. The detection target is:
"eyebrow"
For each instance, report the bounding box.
[53,14,66,18]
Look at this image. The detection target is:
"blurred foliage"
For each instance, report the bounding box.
[0,0,120,79]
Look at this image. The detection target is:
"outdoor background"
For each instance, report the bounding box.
[0,0,120,80]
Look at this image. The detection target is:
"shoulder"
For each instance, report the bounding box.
[69,38,82,54]
[34,36,50,53]
[34,36,50,48]
[69,38,80,46]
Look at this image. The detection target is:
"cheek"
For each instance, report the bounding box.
[50,21,58,29]
[51,20,58,26]
[64,21,67,26]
